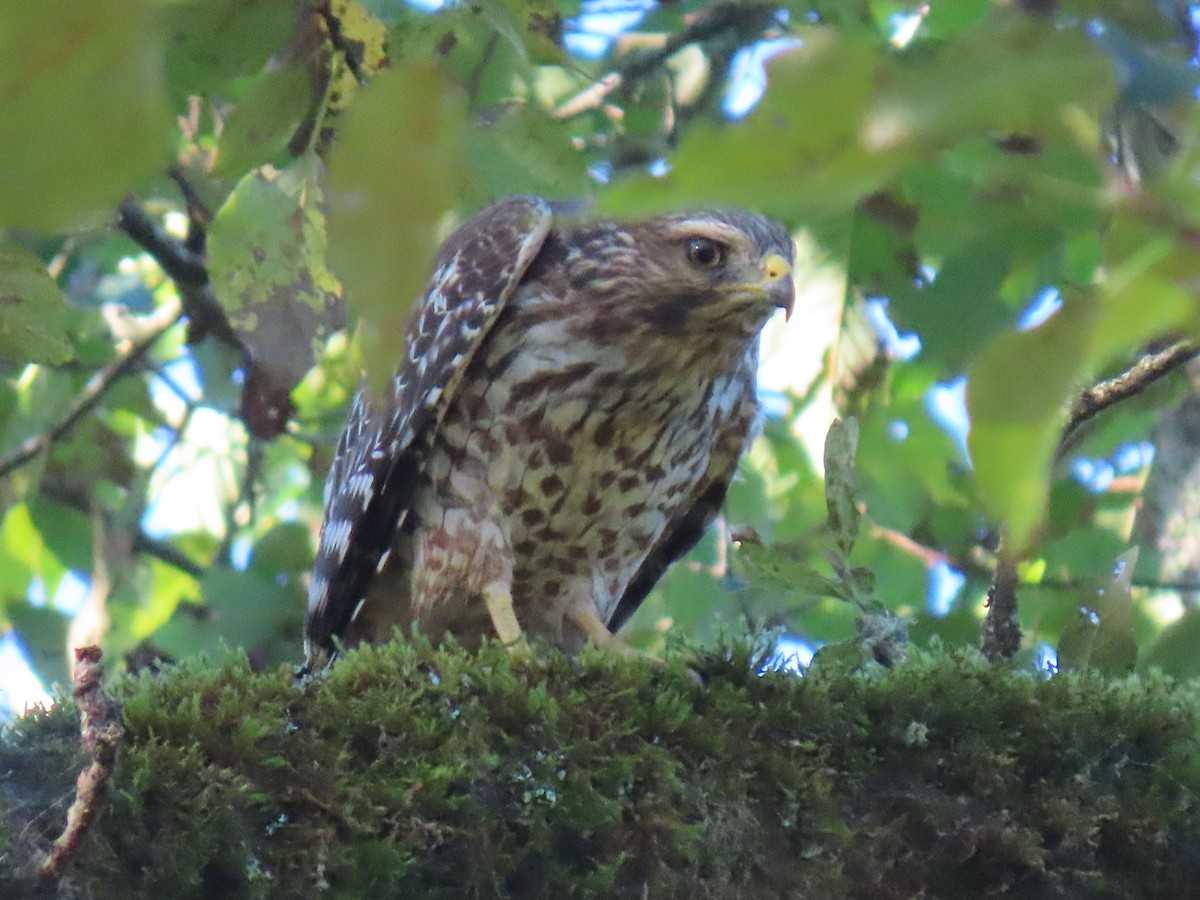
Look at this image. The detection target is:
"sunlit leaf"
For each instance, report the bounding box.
[968,298,1096,550]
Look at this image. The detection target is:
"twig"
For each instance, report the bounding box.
[868,522,989,578]
[555,2,780,119]
[37,481,206,579]
[619,2,778,80]
[36,647,123,882]
[0,299,184,480]
[116,201,207,285]
[1057,341,1198,458]
[116,200,237,346]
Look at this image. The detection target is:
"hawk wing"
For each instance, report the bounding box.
[607,377,760,634]
[305,196,553,661]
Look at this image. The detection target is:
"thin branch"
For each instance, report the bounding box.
[38,481,206,580]
[116,200,237,346]
[36,647,122,882]
[1057,341,1198,458]
[0,300,183,480]
[116,201,207,285]
[555,2,780,119]
[133,532,206,579]
[618,2,778,80]
[868,522,994,581]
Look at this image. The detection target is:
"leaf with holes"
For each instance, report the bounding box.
[208,155,345,425]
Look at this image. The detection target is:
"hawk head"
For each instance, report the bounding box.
[532,208,795,337]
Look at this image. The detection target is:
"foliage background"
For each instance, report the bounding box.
[1,0,1199,707]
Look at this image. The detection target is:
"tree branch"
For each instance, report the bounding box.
[1057,341,1198,458]
[0,300,183,480]
[116,200,238,347]
[36,647,122,883]
[981,548,1021,662]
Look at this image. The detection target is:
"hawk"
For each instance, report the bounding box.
[305,196,794,665]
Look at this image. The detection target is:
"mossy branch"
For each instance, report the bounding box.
[3,641,1200,898]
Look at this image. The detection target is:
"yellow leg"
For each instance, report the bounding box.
[566,601,640,658]
[482,581,524,646]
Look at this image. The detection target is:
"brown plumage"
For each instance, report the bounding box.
[305,196,794,664]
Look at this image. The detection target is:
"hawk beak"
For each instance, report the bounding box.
[761,254,795,321]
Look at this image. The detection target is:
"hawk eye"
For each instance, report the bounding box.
[686,237,725,269]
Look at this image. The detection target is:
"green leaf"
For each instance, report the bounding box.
[163,0,296,103]
[599,33,897,221]
[208,155,345,397]
[0,0,171,231]
[153,567,302,663]
[250,522,314,574]
[27,499,92,574]
[824,418,861,559]
[737,541,851,602]
[967,297,1096,550]
[213,66,313,179]
[888,237,1012,368]
[877,18,1115,147]
[1057,547,1138,675]
[1140,608,1200,679]
[0,245,72,364]
[464,104,589,199]
[5,600,70,690]
[325,61,467,387]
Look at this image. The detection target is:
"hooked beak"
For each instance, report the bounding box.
[761,253,795,320]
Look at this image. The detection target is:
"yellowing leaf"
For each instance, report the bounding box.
[208,156,345,395]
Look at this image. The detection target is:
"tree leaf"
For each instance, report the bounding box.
[0,0,171,231]
[0,245,72,364]
[464,104,589,199]
[4,601,71,690]
[824,417,861,559]
[208,155,345,401]
[1057,547,1139,675]
[325,61,467,389]
[163,0,297,102]
[213,66,313,179]
[967,298,1096,550]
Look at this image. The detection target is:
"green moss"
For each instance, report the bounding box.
[3,642,1200,898]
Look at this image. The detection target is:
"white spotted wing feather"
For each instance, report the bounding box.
[305,197,552,661]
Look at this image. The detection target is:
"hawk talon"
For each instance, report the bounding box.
[482,582,524,647]
[566,602,645,660]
